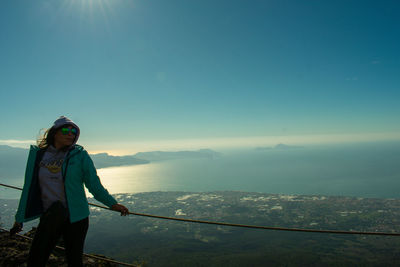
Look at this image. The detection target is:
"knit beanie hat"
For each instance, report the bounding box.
[51,116,80,145]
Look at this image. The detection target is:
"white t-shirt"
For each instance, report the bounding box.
[38,146,68,211]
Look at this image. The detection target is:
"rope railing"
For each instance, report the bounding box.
[0,227,139,267]
[1,182,400,236]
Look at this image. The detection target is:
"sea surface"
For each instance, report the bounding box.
[95,142,400,199]
[2,142,400,199]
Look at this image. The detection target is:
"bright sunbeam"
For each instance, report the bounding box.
[52,0,124,31]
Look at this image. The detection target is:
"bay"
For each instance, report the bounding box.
[98,142,400,199]
[2,142,400,200]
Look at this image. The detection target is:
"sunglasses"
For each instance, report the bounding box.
[61,127,77,135]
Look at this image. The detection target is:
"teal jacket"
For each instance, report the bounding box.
[15,145,117,223]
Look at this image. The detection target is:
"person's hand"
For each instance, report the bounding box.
[10,222,23,236]
[111,203,129,216]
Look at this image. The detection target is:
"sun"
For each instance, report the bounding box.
[68,0,114,16]
[41,0,137,30]
[52,0,121,32]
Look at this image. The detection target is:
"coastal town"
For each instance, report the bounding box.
[86,191,400,234]
[2,191,400,266]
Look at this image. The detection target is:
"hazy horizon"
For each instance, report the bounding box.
[1,133,400,156]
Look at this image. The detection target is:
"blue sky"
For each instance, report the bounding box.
[1,0,399,154]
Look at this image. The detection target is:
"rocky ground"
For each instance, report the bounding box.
[0,228,119,267]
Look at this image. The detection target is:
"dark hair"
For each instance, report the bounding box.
[37,127,58,149]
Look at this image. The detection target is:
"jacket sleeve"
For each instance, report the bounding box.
[81,150,117,208]
[15,146,38,223]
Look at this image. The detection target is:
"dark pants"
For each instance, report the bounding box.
[27,201,89,267]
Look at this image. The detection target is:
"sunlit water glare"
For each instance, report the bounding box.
[96,162,182,193]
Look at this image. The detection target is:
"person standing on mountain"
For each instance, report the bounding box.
[10,116,129,267]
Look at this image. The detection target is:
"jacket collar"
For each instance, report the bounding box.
[30,144,84,158]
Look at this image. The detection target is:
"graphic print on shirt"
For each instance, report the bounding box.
[40,158,64,174]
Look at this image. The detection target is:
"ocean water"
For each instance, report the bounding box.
[96,142,400,199]
[2,142,400,199]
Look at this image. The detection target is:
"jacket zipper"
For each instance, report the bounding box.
[62,150,72,219]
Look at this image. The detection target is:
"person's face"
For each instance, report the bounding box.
[54,125,77,149]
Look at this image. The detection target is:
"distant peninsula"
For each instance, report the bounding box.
[255,143,304,151]
[133,149,222,161]
[91,149,222,168]
[0,145,222,177]
[89,153,150,169]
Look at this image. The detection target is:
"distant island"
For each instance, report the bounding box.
[255,143,304,151]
